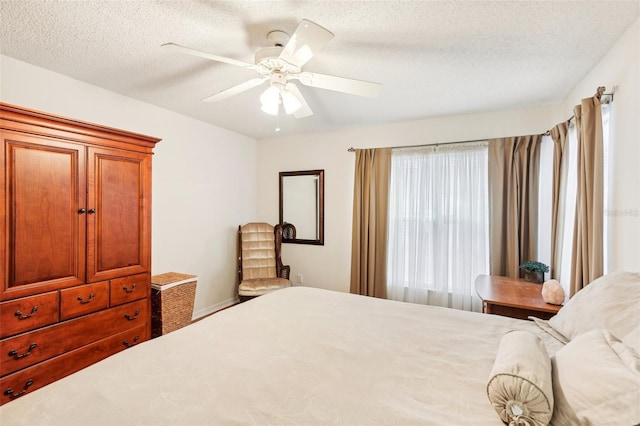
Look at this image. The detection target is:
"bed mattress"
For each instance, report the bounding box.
[0,286,563,425]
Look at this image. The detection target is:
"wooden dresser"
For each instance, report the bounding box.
[0,103,160,405]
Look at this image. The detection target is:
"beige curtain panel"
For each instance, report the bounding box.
[550,122,570,280]
[350,148,391,298]
[570,87,605,295]
[488,135,542,278]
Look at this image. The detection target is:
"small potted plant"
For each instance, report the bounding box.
[519,261,549,284]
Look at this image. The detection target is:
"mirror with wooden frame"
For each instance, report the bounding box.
[279,170,324,245]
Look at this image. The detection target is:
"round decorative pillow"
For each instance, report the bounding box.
[487,331,553,426]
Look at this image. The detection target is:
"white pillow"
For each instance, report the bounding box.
[487,331,553,426]
[551,328,640,425]
[547,271,640,341]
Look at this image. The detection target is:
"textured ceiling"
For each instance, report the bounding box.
[1,1,638,139]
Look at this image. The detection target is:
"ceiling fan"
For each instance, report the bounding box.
[162,19,382,118]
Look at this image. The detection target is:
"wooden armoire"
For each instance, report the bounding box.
[0,103,160,404]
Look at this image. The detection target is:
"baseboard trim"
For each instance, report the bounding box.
[192,296,240,320]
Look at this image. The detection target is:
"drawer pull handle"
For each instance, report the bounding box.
[87,208,96,214]
[8,343,37,360]
[122,283,137,293]
[4,379,33,399]
[14,306,38,320]
[124,310,140,321]
[77,293,95,304]
[123,336,140,348]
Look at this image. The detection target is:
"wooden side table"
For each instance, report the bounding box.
[475,275,564,320]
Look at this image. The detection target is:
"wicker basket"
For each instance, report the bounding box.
[151,272,197,338]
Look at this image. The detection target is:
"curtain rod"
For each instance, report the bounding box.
[347,138,488,152]
[349,88,615,151]
[541,90,614,136]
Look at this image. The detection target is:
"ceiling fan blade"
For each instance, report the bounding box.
[162,42,257,69]
[279,19,334,68]
[298,71,382,98]
[201,78,267,102]
[285,83,313,118]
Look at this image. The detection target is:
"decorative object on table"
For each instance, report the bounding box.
[541,279,565,305]
[519,261,550,284]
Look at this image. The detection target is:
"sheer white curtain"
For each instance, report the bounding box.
[387,143,489,312]
[602,103,611,273]
[557,124,578,293]
[537,134,554,274]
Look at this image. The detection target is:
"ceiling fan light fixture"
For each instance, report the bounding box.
[260,85,280,116]
[260,100,279,116]
[281,90,302,115]
[260,83,302,116]
[260,85,280,106]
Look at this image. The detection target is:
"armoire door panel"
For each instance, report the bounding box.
[86,148,150,282]
[1,135,86,299]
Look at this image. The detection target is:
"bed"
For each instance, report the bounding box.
[1,272,639,425]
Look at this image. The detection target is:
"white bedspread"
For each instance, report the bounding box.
[0,287,563,425]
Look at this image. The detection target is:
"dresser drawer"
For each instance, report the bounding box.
[0,324,147,405]
[0,292,59,339]
[60,281,109,320]
[0,299,148,376]
[110,273,149,306]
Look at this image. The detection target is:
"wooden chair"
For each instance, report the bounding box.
[237,223,291,301]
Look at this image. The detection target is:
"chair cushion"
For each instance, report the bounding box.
[239,278,291,296]
[241,223,277,280]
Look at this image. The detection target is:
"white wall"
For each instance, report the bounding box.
[0,55,258,317]
[257,106,560,293]
[257,18,640,293]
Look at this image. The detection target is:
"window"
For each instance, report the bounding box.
[557,124,579,295]
[537,134,554,271]
[386,143,489,312]
[538,105,611,295]
[602,103,611,273]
